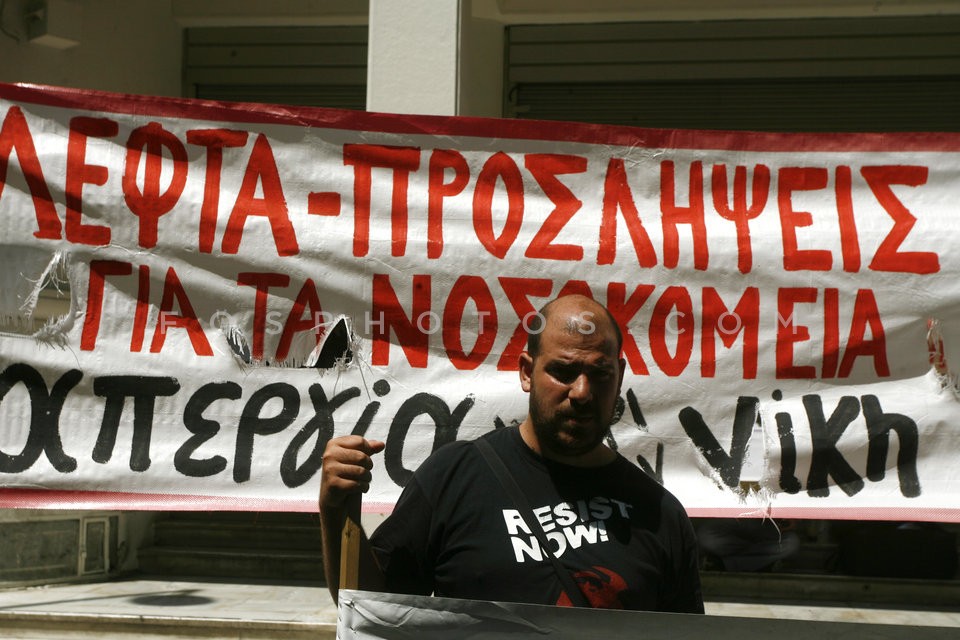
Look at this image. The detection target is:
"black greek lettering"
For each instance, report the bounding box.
[804,394,863,497]
[774,410,802,494]
[175,381,241,477]
[93,375,180,472]
[862,394,921,497]
[678,396,757,488]
[0,364,79,473]
[280,384,359,488]
[635,442,664,484]
[233,382,299,483]
[351,379,391,437]
[385,393,475,486]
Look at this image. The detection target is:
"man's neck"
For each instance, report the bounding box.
[518,419,616,467]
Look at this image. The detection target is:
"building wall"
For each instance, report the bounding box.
[2,1,957,107]
[0,0,182,97]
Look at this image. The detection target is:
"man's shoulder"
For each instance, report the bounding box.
[608,454,687,508]
[417,439,471,471]
[406,430,514,504]
[416,427,516,477]
[424,427,513,461]
[477,424,519,447]
[415,432,485,477]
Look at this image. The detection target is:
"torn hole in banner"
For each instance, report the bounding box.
[220,314,357,370]
[222,324,253,365]
[738,409,777,507]
[927,318,957,393]
[303,316,356,369]
[0,249,74,341]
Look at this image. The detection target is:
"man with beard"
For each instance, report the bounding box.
[319,294,703,612]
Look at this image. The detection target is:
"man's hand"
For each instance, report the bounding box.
[320,435,386,509]
[319,436,387,601]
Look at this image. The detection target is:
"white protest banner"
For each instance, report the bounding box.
[336,590,959,639]
[0,83,958,520]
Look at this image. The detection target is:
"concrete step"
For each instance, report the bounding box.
[137,547,323,582]
[139,512,323,581]
[0,611,332,640]
[0,577,337,640]
[152,519,322,551]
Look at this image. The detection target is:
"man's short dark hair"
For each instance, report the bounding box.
[526,298,623,357]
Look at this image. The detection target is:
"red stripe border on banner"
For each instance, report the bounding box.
[0,489,398,514]
[3,82,960,153]
[2,489,958,522]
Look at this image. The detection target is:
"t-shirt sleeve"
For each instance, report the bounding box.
[369,476,436,596]
[661,506,705,614]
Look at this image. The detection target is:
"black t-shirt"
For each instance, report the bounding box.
[369,426,704,612]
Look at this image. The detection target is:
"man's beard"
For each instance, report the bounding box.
[528,389,609,458]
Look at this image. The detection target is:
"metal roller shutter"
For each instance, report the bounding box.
[506,16,960,132]
[183,26,367,109]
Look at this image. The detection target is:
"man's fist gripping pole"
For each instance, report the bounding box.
[319,436,386,602]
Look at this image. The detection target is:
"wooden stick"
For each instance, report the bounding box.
[339,492,363,591]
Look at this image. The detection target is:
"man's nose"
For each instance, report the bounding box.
[569,373,592,404]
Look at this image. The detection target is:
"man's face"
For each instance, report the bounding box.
[520,307,625,459]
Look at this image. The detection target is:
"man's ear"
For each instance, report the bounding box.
[616,357,626,391]
[519,351,534,392]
